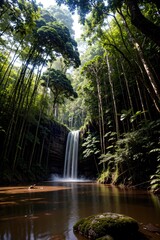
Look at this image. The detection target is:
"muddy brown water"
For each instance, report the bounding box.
[0,181,159,240]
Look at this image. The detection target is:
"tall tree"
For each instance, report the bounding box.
[41,68,78,117]
[82,56,106,155]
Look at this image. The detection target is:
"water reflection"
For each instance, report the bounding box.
[0,183,159,240]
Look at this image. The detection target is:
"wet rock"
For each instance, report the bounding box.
[143,223,160,233]
[28,184,36,189]
[97,236,114,240]
[48,122,69,175]
[73,212,139,240]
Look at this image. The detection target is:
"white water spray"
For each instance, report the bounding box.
[63,130,80,179]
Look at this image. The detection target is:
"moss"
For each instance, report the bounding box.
[73,213,139,240]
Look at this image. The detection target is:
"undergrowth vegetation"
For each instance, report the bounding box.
[98,120,160,191]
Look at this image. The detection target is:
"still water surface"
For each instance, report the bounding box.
[0,181,160,240]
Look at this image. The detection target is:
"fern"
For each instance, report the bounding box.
[150,164,160,192]
[150,145,160,192]
[97,168,111,183]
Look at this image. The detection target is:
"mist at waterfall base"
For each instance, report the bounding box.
[50,174,92,182]
[50,130,93,182]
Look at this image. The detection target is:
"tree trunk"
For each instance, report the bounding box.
[121,62,135,130]
[39,136,45,166]
[118,8,160,112]
[134,42,160,101]
[136,78,147,121]
[135,60,160,112]
[126,0,160,47]
[93,67,105,155]
[116,58,130,132]
[106,54,120,138]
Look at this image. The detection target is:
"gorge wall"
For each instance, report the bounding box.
[0,114,69,184]
[48,121,69,176]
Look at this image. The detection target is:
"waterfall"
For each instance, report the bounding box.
[63,130,80,179]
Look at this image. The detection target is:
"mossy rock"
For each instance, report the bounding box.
[73,212,139,240]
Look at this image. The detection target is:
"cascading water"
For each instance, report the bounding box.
[63,130,80,179]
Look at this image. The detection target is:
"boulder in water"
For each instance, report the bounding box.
[73,212,139,240]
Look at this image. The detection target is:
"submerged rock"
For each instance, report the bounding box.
[73,212,139,240]
[143,223,160,233]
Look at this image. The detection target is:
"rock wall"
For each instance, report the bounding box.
[48,122,69,176]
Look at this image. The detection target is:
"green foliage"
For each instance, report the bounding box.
[42,69,77,97]
[41,68,78,114]
[56,0,160,47]
[0,0,39,38]
[0,126,5,133]
[36,19,80,67]
[150,147,160,192]
[120,110,146,123]
[97,168,111,184]
[99,120,160,186]
[120,109,133,122]
[150,164,160,193]
[82,132,100,159]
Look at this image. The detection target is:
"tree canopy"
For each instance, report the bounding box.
[56,0,160,47]
[41,68,78,114]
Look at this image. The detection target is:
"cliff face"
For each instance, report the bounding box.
[48,122,69,176]
[0,110,69,184]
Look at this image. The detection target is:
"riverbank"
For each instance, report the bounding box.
[0,185,70,195]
